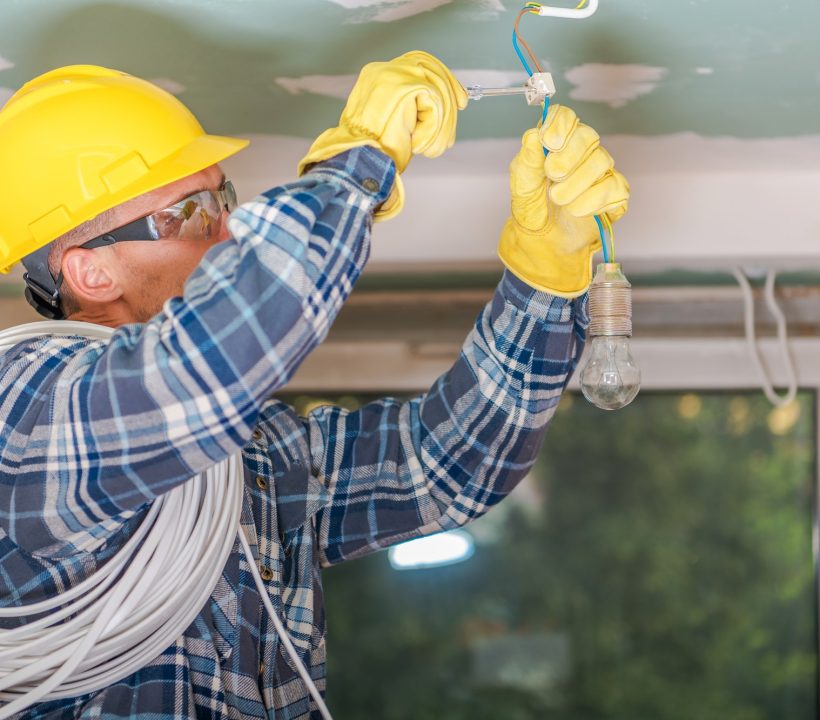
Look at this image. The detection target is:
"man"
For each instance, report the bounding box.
[0,52,628,718]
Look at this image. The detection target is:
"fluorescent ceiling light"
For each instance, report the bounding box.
[388,530,475,570]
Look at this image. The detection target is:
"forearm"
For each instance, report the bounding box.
[421,271,587,526]
[314,271,586,565]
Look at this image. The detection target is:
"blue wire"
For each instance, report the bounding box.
[594,216,610,263]
[540,90,610,262]
[538,72,609,262]
[515,7,611,264]
[512,30,534,77]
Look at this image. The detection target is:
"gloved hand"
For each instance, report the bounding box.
[297,51,468,221]
[498,105,630,298]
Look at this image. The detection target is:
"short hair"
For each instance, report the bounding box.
[46,208,117,317]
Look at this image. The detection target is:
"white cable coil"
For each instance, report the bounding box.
[0,322,333,720]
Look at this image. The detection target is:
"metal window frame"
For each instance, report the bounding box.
[287,337,820,392]
[289,336,820,709]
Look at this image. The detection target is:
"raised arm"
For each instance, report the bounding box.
[309,106,631,566]
[0,52,466,555]
[0,150,391,553]
[310,273,586,566]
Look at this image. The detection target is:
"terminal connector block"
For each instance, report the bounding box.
[466,72,556,106]
[524,73,556,105]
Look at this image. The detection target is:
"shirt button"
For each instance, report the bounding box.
[259,565,274,581]
[256,475,268,490]
[252,429,263,442]
[278,532,292,557]
[259,662,266,676]
[362,177,379,193]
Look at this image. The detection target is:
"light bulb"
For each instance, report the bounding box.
[578,263,641,411]
[580,336,640,410]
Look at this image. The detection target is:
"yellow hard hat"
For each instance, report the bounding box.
[0,65,249,273]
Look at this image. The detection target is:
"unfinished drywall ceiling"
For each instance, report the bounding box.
[0,0,818,271]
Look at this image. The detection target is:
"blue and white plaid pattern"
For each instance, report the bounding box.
[0,147,587,718]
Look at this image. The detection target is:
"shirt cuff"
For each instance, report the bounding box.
[499,270,589,326]
[306,146,397,209]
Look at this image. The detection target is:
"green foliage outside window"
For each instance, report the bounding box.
[289,392,818,720]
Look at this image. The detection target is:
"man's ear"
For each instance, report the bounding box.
[61,247,123,305]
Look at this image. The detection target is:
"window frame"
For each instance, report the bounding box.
[289,335,820,704]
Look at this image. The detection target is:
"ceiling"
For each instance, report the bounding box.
[1,0,819,275]
[1,0,816,139]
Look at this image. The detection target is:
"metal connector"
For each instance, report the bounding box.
[524,73,556,105]
[466,72,556,106]
[588,263,633,338]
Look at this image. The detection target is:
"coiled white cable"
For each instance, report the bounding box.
[0,321,333,720]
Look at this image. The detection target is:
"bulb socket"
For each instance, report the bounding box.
[588,263,632,337]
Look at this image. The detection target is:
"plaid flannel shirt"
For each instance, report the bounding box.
[0,147,587,719]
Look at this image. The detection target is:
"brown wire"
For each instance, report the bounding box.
[514,9,543,74]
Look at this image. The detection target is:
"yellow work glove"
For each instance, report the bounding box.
[498,105,630,298]
[297,51,468,221]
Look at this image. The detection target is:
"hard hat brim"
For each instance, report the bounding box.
[113,132,251,214]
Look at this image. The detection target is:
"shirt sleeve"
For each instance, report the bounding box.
[0,147,395,555]
[307,271,588,567]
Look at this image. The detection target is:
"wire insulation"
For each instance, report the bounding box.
[602,213,615,261]
[239,531,334,720]
[518,3,610,264]
[0,322,333,720]
[511,29,534,77]
[513,8,542,75]
[593,216,609,263]
[732,268,798,408]
[534,0,599,19]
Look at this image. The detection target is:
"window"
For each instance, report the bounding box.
[290,391,818,719]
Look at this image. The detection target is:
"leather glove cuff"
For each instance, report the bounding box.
[298,135,405,222]
[498,217,601,299]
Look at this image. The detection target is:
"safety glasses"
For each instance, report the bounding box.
[79,180,238,250]
[22,179,238,319]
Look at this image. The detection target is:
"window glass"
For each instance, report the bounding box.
[289,392,818,720]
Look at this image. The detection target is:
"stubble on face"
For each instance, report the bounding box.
[108,166,229,323]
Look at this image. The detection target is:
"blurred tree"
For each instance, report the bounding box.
[288,393,817,719]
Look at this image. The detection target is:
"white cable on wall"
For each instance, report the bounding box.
[0,321,333,720]
[733,268,798,408]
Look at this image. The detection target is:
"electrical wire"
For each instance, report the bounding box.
[238,531,333,719]
[513,7,542,76]
[0,322,334,720]
[525,2,590,13]
[532,0,599,18]
[540,100,611,263]
[732,268,798,408]
[511,29,534,77]
[593,216,609,264]
[602,213,615,260]
[516,3,610,264]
